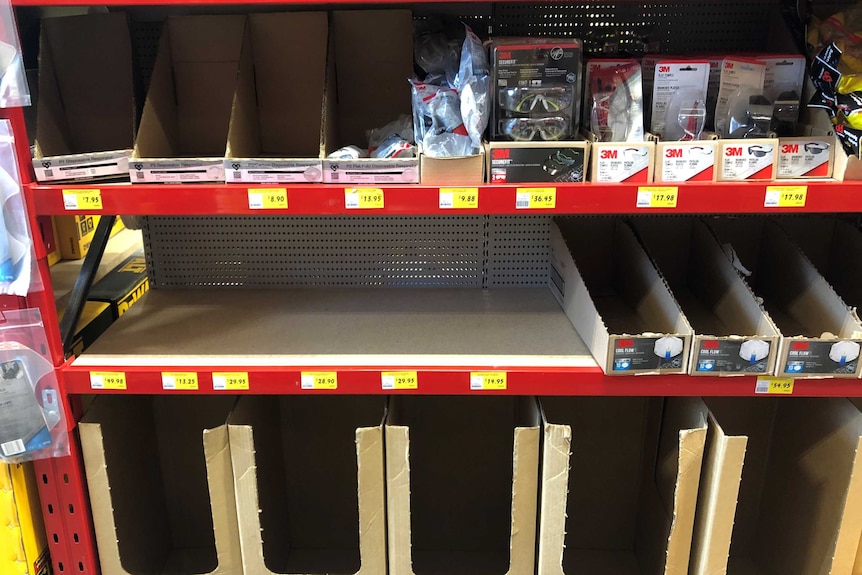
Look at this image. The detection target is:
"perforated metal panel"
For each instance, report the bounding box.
[486,216,551,287]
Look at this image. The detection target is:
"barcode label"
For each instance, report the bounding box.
[43,169,53,178]
[331,172,339,181]
[516,199,530,207]
[1,439,25,456]
[233,171,242,179]
[755,379,769,393]
[135,172,145,180]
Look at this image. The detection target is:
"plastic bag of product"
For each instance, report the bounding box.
[455,24,490,148]
[423,132,475,158]
[327,146,367,160]
[0,0,30,108]
[367,115,414,151]
[0,121,31,296]
[370,136,415,159]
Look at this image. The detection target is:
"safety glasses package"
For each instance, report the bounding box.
[491,38,582,141]
[584,59,645,142]
[715,57,766,137]
[650,61,709,141]
[0,309,68,463]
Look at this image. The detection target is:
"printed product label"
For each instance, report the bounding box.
[34,150,131,182]
[720,142,775,180]
[225,159,323,183]
[130,160,225,183]
[777,140,832,178]
[695,339,771,374]
[489,146,586,183]
[659,144,715,182]
[612,336,685,372]
[782,340,862,375]
[322,160,419,184]
[594,145,651,182]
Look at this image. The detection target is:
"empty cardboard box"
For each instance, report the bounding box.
[691,398,862,575]
[80,396,241,575]
[550,218,694,374]
[538,397,707,575]
[34,13,135,182]
[225,13,329,183]
[227,396,385,575]
[386,396,539,575]
[131,16,246,183]
[633,217,781,375]
[709,218,862,378]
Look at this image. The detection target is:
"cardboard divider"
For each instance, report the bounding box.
[227,396,386,575]
[708,218,862,377]
[225,13,329,183]
[692,398,862,575]
[79,396,241,575]
[632,217,781,375]
[550,218,693,374]
[33,13,135,182]
[386,396,539,575]
[538,397,707,575]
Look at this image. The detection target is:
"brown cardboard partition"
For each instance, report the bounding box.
[632,218,781,375]
[386,396,539,575]
[709,218,862,377]
[79,396,241,575]
[225,13,329,183]
[538,397,707,575]
[131,15,246,183]
[33,13,135,182]
[227,396,386,575]
[550,218,693,374]
[691,398,862,575]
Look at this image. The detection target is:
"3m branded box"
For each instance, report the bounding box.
[487,141,588,183]
[88,251,149,318]
[590,140,655,182]
[655,141,717,182]
[33,13,135,183]
[633,218,780,375]
[0,462,50,575]
[710,218,862,378]
[691,398,862,575]
[387,396,539,575]
[550,218,693,374]
[80,396,241,575]
[777,136,835,179]
[228,396,385,575]
[717,138,778,181]
[538,397,707,575]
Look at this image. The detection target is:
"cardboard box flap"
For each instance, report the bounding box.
[133,28,179,158]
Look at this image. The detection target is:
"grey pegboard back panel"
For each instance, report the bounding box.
[486,216,552,287]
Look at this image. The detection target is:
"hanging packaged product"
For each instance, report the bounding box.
[808,43,862,158]
[0,309,68,464]
[651,60,709,141]
[640,54,662,128]
[776,136,836,179]
[715,57,767,137]
[655,140,717,182]
[584,59,645,142]
[490,38,582,141]
[760,54,806,135]
[716,138,778,181]
[0,121,32,297]
[0,0,30,108]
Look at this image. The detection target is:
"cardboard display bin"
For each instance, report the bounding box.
[550,218,694,374]
[323,11,418,184]
[633,218,781,375]
[227,396,385,575]
[386,396,539,575]
[225,13,329,183]
[538,397,707,575]
[80,396,241,575]
[709,218,862,378]
[131,16,246,183]
[33,13,135,183]
[421,150,485,185]
[691,398,862,575]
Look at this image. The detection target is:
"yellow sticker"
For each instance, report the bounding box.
[212,372,249,390]
[439,187,479,209]
[470,371,507,390]
[161,372,199,390]
[90,371,126,390]
[382,371,418,390]
[62,189,102,211]
[765,185,807,208]
[637,186,678,208]
[516,188,556,209]
[345,188,384,209]
[301,371,338,390]
[756,377,794,395]
[248,188,287,209]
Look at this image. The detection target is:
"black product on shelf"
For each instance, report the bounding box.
[491,39,582,141]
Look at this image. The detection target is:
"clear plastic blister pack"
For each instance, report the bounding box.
[0,120,32,296]
[0,0,30,108]
[0,309,68,463]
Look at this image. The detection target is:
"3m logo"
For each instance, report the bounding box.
[791,341,809,350]
[600,149,618,159]
[782,144,799,154]
[498,52,512,60]
[725,147,743,157]
[491,148,510,159]
[616,339,634,348]
[702,340,721,349]
[665,148,684,158]
[725,61,734,69]
[590,64,601,72]
[658,65,671,73]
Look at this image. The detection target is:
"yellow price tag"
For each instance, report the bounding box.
[470,371,507,390]
[161,372,199,390]
[756,377,794,395]
[63,189,103,211]
[212,372,249,390]
[248,188,287,209]
[637,186,678,208]
[301,371,338,390]
[90,371,126,390]
[345,188,384,209]
[765,185,807,208]
[382,371,418,390]
[439,187,478,209]
[516,188,556,209]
